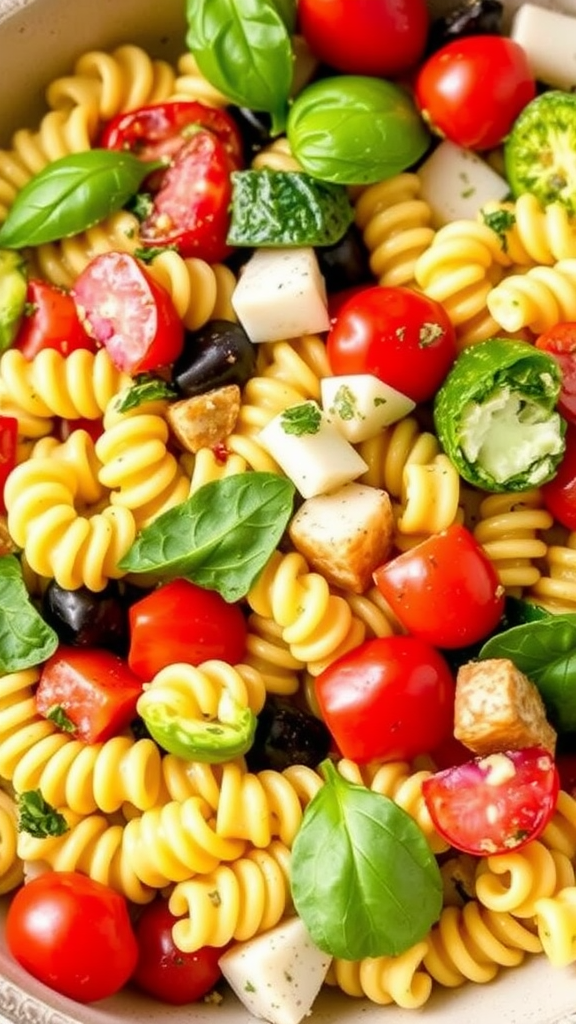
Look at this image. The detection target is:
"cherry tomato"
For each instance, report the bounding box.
[556,751,576,798]
[314,635,455,763]
[415,36,536,151]
[73,252,184,374]
[542,422,576,529]
[101,100,244,168]
[6,871,138,1002]
[422,747,559,855]
[326,285,457,404]
[132,898,223,1004]
[374,524,505,649]
[128,578,248,680]
[14,279,95,360]
[297,0,429,77]
[535,322,576,425]
[0,415,17,514]
[139,131,235,262]
[35,646,144,743]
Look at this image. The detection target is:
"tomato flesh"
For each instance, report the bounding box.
[14,279,95,360]
[422,747,559,855]
[536,322,576,425]
[132,898,223,1004]
[542,422,576,530]
[0,415,17,514]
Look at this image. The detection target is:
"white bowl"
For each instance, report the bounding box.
[2,1,576,1023]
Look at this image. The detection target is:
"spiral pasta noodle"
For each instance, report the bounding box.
[534,886,576,966]
[0,790,24,895]
[481,193,576,266]
[395,452,461,541]
[487,258,576,334]
[540,789,576,860]
[356,415,440,499]
[472,490,554,594]
[475,841,575,917]
[28,210,143,289]
[353,173,435,289]
[242,614,304,696]
[146,251,237,332]
[251,136,303,173]
[526,532,576,612]
[327,941,431,1008]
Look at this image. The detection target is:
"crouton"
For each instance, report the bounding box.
[454,657,556,755]
[288,482,394,594]
[166,384,240,454]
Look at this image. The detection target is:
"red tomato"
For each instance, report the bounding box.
[542,422,576,529]
[556,751,576,798]
[6,871,138,1002]
[35,646,144,743]
[128,578,247,680]
[373,524,505,649]
[422,747,559,855]
[14,279,95,360]
[73,252,184,374]
[415,36,536,151]
[297,0,429,77]
[101,100,244,168]
[314,635,455,763]
[0,415,17,515]
[139,131,235,262]
[326,285,457,404]
[132,898,223,1004]
[535,322,576,425]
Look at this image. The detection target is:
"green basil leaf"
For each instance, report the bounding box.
[0,149,161,248]
[118,472,295,602]
[479,615,576,732]
[291,760,443,959]
[114,373,177,413]
[0,555,59,672]
[18,789,69,839]
[186,0,292,135]
[287,76,431,185]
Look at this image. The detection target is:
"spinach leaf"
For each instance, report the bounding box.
[0,150,160,248]
[480,615,576,732]
[118,472,295,602]
[0,555,58,672]
[186,0,293,135]
[291,760,443,959]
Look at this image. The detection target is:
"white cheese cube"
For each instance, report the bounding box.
[258,400,368,498]
[218,916,332,1024]
[231,247,330,343]
[321,373,415,442]
[511,4,576,89]
[417,140,509,226]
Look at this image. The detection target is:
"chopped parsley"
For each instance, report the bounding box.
[46,704,76,733]
[419,322,445,348]
[482,208,516,252]
[18,789,69,838]
[281,402,322,436]
[330,385,363,422]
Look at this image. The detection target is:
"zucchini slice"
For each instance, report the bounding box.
[505,91,576,213]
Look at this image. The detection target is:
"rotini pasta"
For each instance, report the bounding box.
[487,258,576,334]
[146,251,237,331]
[481,193,576,267]
[353,173,435,288]
[534,886,576,966]
[475,841,575,917]
[327,942,431,1008]
[472,490,554,593]
[526,531,576,612]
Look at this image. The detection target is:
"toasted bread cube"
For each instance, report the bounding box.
[454,657,556,756]
[288,482,394,594]
[166,385,240,454]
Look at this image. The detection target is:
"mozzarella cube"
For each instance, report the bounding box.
[511,4,576,89]
[417,140,509,226]
[218,916,332,1024]
[231,247,330,343]
[258,400,368,498]
[321,373,415,442]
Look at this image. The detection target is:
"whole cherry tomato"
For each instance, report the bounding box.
[314,635,456,763]
[297,0,429,78]
[535,322,576,425]
[326,285,457,404]
[132,898,223,1004]
[422,747,559,855]
[373,524,505,649]
[415,36,536,151]
[6,871,138,1003]
[542,422,576,529]
[14,279,95,360]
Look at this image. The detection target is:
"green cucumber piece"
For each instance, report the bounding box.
[505,91,576,213]
[227,169,354,247]
[433,337,566,492]
[0,249,27,350]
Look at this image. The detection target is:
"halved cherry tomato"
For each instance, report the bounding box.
[422,747,559,855]
[535,322,576,425]
[72,252,184,374]
[297,0,429,78]
[414,36,536,151]
[314,635,455,763]
[0,415,17,514]
[326,285,457,404]
[101,100,244,168]
[128,578,248,680]
[373,524,505,649]
[35,646,144,743]
[131,898,223,1004]
[14,279,95,360]
[542,422,576,529]
[139,131,235,262]
[6,871,138,1002]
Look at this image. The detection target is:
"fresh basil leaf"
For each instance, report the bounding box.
[0,150,161,248]
[118,472,295,602]
[479,615,576,732]
[114,373,177,413]
[18,789,69,838]
[186,0,293,135]
[0,555,58,672]
[291,760,443,959]
[287,76,431,185]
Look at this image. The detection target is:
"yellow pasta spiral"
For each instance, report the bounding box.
[327,941,431,1008]
[473,490,554,594]
[0,669,56,780]
[251,136,303,172]
[146,251,237,332]
[527,532,576,613]
[395,452,461,543]
[356,415,440,499]
[487,258,576,334]
[481,193,576,266]
[534,886,576,966]
[168,840,292,951]
[475,841,575,917]
[540,789,576,859]
[0,790,24,895]
[353,173,435,288]
[168,52,233,107]
[29,210,142,289]
[243,614,304,696]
